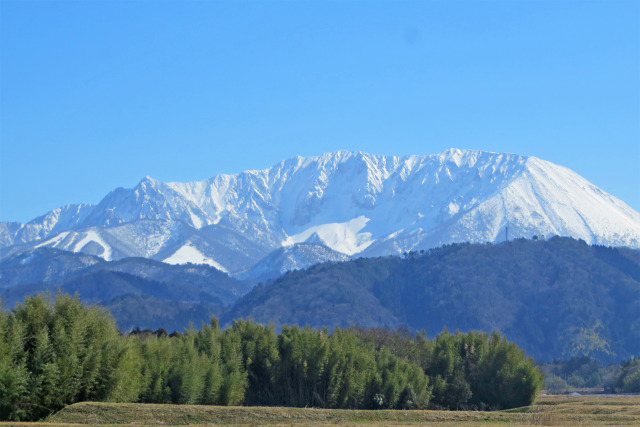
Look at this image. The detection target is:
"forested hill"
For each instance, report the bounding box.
[223,237,640,363]
[0,248,253,332]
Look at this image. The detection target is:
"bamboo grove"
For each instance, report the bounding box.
[0,293,544,421]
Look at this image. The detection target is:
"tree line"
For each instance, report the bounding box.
[615,358,640,393]
[1,293,544,421]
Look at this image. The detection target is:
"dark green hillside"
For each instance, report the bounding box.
[225,257,403,329]
[82,256,252,304]
[223,238,640,363]
[105,294,224,332]
[0,271,226,331]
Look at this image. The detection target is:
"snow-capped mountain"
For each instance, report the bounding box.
[2,149,639,274]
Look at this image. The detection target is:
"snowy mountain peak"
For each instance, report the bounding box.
[2,149,639,274]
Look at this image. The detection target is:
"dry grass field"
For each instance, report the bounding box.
[1,394,638,426]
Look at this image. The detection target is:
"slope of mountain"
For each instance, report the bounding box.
[81,256,253,304]
[235,243,350,283]
[0,248,253,330]
[223,237,640,363]
[0,248,104,289]
[227,256,403,330]
[0,204,94,247]
[2,149,639,274]
[0,271,226,332]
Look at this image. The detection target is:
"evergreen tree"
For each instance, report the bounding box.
[194,319,222,405]
[228,319,279,405]
[139,335,174,403]
[106,337,145,402]
[614,358,640,392]
[0,293,123,420]
[324,328,372,409]
[218,327,248,405]
[474,332,544,409]
[275,325,329,407]
[167,330,208,404]
[0,311,29,420]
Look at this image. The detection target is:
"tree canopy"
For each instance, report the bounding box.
[0,292,543,421]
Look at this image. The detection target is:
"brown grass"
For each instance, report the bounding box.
[0,394,638,426]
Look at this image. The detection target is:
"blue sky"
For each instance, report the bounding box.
[1,0,638,223]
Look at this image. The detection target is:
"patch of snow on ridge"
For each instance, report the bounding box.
[282,216,373,255]
[72,230,113,261]
[34,231,70,249]
[164,244,229,273]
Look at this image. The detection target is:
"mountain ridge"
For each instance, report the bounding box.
[2,148,639,275]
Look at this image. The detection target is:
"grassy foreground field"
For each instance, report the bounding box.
[2,394,638,426]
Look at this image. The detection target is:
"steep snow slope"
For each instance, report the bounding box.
[2,149,639,273]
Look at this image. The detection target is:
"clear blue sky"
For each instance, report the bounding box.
[1,0,639,223]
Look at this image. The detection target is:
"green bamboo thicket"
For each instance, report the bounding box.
[0,293,544,421]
